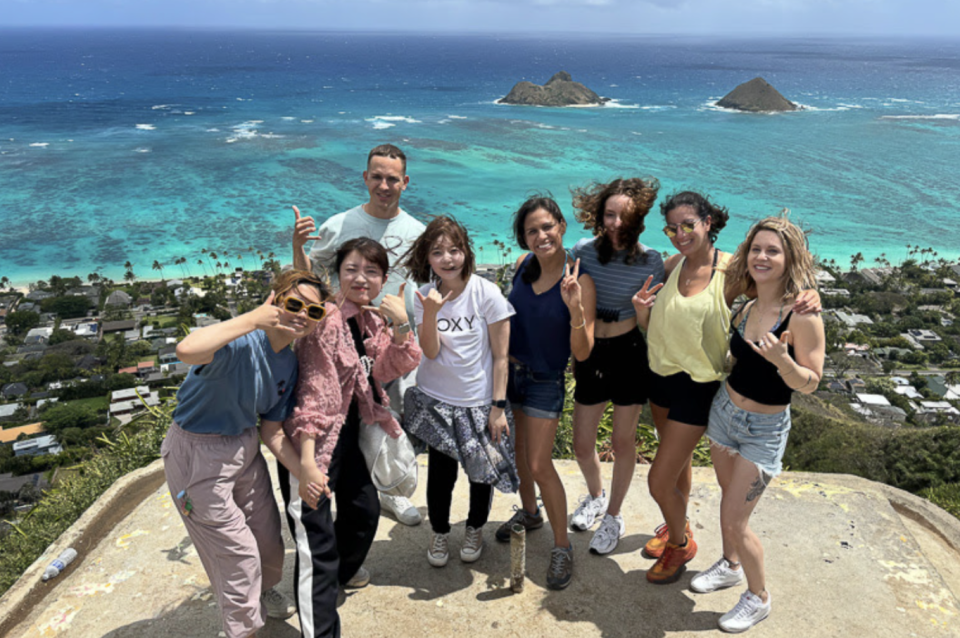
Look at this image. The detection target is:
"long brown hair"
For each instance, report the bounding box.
[726,214,816,302]
[572,177,659,265]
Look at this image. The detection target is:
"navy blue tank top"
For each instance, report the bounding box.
[727,308,795,406]
[508,254,577,373]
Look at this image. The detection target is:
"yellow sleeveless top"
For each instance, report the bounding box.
[647,252,731,383]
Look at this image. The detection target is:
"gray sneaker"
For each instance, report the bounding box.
[495,505,544,542]
[589,513,625,555]
[570,490,607,531]
[460,526,483,563]
[344,566,370,589]
[260,587,296,619]
[546,544,574,590]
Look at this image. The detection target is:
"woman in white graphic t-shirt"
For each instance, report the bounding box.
[401,216,519,568]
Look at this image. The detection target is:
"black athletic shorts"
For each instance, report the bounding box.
[573,327,650,406]
[648,370,721,427]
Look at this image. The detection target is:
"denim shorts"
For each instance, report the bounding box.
[706,383,791,481]
[507,362,566,420]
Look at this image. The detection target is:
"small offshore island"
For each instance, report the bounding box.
[716,76,799,112]
[498,71,609,107]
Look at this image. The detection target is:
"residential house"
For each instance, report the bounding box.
[159,345,179,365]
[831,310,874,329]
[13,435,63,457]
[0,403,25,422]
[926,376,960,400]
[110,386,151,403]
[0,423,45,445]
[1,383,29,400]
[100,319,138,342]
[105,290,132,307]
[24,326,54,344]
[25,290,54,302]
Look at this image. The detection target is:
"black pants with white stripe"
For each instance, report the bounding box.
[279,406,380,638]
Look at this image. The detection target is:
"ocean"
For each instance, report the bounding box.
[1,29,959,286]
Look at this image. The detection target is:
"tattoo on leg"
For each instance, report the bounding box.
[746,473,771,503]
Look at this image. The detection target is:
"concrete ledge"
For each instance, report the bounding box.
[0,458,166,637]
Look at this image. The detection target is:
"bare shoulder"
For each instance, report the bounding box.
[663,253,683,275]
[514,253,530,270]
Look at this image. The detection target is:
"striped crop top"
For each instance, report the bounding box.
[571,237,664,323]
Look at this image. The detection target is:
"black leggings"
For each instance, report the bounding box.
[426,445,493,534]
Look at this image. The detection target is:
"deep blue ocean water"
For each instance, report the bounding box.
[2,29,959,285]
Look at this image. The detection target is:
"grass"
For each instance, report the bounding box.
[62,396,110,412]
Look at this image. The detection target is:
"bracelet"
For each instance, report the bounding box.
[571,318,586,330]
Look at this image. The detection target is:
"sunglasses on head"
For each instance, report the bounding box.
[280,296,327,321]
[663,218,701,238]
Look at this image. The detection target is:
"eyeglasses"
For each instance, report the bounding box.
[663,218,701,238]
[280,296,327,322]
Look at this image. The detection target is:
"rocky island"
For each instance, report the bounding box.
[716,77,799,112]
[498,71,608,107]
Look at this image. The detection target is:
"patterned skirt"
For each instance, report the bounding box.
[404,386,519,494]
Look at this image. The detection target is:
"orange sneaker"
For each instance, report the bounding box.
[646,535,698,585]
[642,520,692,559]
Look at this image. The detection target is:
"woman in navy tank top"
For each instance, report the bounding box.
[494,195,597,590]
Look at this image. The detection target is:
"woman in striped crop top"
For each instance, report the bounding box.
[693,215,824,633]
[566,177,665,556]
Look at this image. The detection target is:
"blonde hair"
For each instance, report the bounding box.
[271,269,331,303]
[726,213,816,302]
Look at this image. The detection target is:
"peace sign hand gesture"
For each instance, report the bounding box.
[292,205,322,250]
[415,287,453,317]
[631,275,664,313]
[560,259,583,311]
[748,330,792,367]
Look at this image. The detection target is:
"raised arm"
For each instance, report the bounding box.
[415,288,452,360]
[561,260,596,362]
[749,312,825,394]
[176,292,293,365]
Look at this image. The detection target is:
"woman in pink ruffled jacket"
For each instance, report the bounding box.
[281,237,421,638]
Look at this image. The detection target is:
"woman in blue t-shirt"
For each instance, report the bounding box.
[496,195,596,590]
[162,269,330,638]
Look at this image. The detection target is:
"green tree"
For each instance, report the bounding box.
[5,310,40,336]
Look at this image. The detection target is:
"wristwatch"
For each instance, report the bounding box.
[395,322,412,336]
[492,399,508,409]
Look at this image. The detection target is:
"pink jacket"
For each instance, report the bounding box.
[284,299,421,474]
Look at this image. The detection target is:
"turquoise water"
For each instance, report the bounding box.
[1,30,959,286]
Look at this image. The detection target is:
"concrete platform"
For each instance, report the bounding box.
[2,452,960,637]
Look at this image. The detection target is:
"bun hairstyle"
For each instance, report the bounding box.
[400,216,476,285]
[659,191,729,244]
[572,177,660,265]
[512,195,566,285]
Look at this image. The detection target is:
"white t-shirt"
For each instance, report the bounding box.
[309,204,425,324]
[414,275,515,407]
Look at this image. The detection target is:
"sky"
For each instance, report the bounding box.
[2,0,959,36]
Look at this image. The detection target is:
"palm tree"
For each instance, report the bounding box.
[152,260,165,281]
[215,261,223,277]
[124,269,136,283]
[236,254,245,271]
[850,252,864,272]
[0,276,9,291]
[197,259,209,277]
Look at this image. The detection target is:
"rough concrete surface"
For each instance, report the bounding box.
[3,453,960,638]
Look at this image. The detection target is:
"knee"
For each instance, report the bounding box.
[528,457,555,484]
[647,472,671,504]
[611,435,636,460]
[572,435,596,462]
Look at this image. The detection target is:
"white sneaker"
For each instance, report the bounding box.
[344,565,370,589]
[570,490,607,531]
[589,513,625,555]
[381,494,422,526]
[427,532,450,567]
[719,590,771,633]
[690,557,744,593]
[460,526,483,563]
[260,587,296,619]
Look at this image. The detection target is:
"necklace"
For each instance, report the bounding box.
[683,247,717,287]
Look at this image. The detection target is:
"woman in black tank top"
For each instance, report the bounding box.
[693,216,826,633]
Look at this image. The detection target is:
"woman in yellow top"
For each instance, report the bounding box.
[634,192,817,586]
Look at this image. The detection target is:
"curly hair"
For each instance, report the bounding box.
[572,177,659,265]
[271,268,331,304]
[400,216,476,285]
[659,191,729,244]
[725,214,817,302]
[512,195,566,285]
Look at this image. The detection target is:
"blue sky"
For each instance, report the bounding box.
[2,0,958,35]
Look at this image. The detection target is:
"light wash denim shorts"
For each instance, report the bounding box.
[706,383,791,481]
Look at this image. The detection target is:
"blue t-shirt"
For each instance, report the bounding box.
[172,330,298,436]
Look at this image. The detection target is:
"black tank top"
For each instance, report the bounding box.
[727,306,795,406]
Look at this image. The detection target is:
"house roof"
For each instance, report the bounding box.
[0,422,45,444]
[105,290,132,306]
[101,319,138,332]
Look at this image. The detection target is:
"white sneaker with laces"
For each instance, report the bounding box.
[588,513,625,555]
[690,557,744,593]
[381,494,422,526]
[427,532,450,567]
[719,590,771,633]
[570,490,607,531]
[260,587,296,619]
[460,526,483,563]
[344,565,370,589]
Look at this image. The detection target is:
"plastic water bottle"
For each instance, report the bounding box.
[42,548,77,581]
